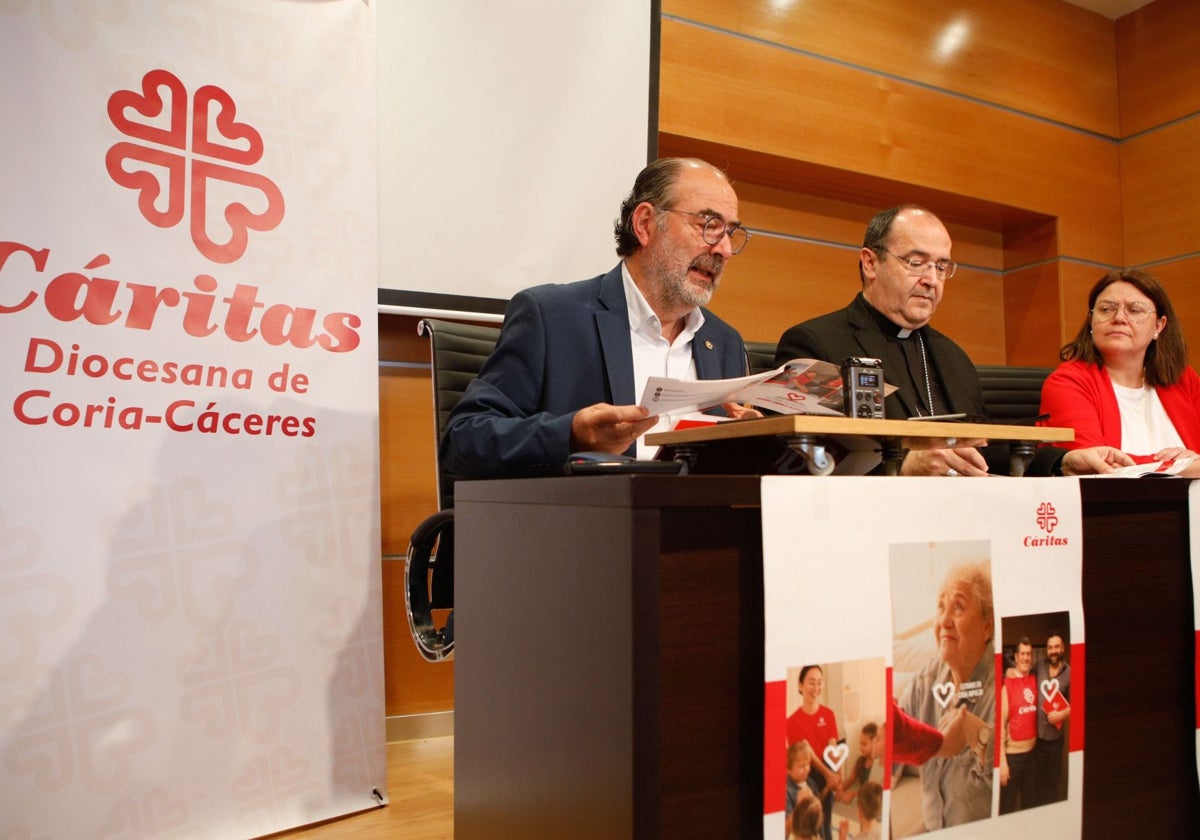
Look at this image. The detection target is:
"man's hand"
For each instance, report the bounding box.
[569,404,658,454]
[721,401,762,420]
[1060,446,1136,476]
[901,446,989,477]
[1047,708,1068,726]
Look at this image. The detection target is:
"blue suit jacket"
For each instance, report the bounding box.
[441,265,748,479]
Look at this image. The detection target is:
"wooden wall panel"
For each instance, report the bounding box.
[1004,218,1059,270]
[712,236,1007,364]
[379,313,430,364]
[710,235,862,346]
[1116,0,1200,135]
[380,352,453,716]
[665,0,1119,137]
[659,18,1123,264]
[1119,117,1200,267]
[663,135,1051,234]
[379,365,438,556]
[1139,256,1200,367]
[735,182,1005,270]
[1002,262,1063,366]
[932,267,1006,365]
[733,184,876,253]
[1059,261,1111,350]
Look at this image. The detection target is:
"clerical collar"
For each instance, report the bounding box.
[859,294,918,340]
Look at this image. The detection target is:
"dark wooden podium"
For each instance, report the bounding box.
[453,475,1198,839]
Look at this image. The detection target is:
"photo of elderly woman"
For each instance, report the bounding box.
[889,541,996,837]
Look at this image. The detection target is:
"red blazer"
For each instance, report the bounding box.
[1039,359,1200,460]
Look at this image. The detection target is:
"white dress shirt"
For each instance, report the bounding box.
[621,262,702,459]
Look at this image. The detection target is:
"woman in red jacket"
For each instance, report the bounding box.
[1040,270,1200,464]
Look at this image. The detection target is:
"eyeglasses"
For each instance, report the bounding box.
[883,250,957,279]
[663,208,750,255]
[1092,301,1156,324]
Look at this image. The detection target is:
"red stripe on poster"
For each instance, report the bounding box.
[1069,642,1085,752]
[885,667,893,789]
[764,679,786,814]
[994,652,1003,767]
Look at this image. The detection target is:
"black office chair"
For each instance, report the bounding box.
[744,339,779,376]
[975,365,1052,423]
[404,318,500,662]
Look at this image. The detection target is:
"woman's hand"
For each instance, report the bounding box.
[1060,446,1135,475]
[1152,447,1197,463]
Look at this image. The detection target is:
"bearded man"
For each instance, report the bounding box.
[443,157,753,479]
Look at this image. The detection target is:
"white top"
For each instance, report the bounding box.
[622,262,702,459]
[1113,381,1185,456]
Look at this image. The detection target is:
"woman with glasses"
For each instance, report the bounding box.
[1039,270,1200,464]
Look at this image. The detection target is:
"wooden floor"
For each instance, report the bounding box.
[268,737,453,840]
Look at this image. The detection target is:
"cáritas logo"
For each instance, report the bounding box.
[105,69,284,264]
[1035,501,1059,534]
[1024,501,1068,547]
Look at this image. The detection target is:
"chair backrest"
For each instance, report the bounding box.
[744,340,778,376]
[974,365,1052,423]
[418,318,501,510]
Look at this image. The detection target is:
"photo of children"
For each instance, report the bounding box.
[839,722,883,800]
[999,612,1072,815]
[890,541,996,837]
[784,659,886,840]
[838,781,883,840]
[787,742,821,838]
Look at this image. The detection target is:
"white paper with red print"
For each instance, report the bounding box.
[0,4,381,838]
[761,477,1084,839]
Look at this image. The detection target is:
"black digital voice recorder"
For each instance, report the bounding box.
[840,356,886,418]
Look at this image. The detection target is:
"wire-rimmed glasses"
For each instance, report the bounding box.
[883,250,957,279]
[663,208,750,255]
[1091,301,1156,324]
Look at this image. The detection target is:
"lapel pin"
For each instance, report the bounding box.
[705,340,713,350]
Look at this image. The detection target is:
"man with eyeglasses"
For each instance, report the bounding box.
[774,205,1132,476]
[441,157,753,480]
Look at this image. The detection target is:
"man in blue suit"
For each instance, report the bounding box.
[442,157,752,480]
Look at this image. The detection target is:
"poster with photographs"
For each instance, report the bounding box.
[762,477,1084,840]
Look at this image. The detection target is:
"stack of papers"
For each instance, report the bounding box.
[1081,456,1194,478]
[638,358,896,417]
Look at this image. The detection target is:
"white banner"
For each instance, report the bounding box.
[378,0,651,309]
[1,3,382,837]
[762,477,1084,840]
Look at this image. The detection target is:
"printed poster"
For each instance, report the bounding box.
[762,477,1084,840]
[1,3,382,838]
